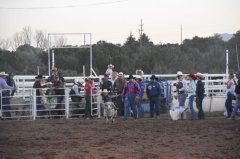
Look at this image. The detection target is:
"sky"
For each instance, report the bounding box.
[0,0,240,46]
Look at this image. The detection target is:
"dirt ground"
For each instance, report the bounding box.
[0,112,240,159]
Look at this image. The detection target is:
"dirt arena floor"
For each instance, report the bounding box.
[0,112,240,159]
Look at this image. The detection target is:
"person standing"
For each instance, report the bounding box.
[122,75,140,120]
[229,72,240,120]
[113,72,126,116]
[225,73,236,118]
[146,75,161,118]
[84,75,95,119]
[176,71,187,107]
[135,75,144,118]
[105,64,114,78]
[0,72,14,118]
[33,74,46,117]
[195,72,205,120]
[187,73,197,120]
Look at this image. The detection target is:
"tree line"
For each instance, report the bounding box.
[0,28,240,76]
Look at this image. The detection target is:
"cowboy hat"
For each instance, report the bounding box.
[187,73,197,80]
[88,75,95,79]
[177,71,183,76]
[102,89,109,93]
[0,72,8,76]
[128,74,134,79]
[118,72,124,77]
[108,64,114,68]
[150,75,158,80]
[195,72,204,78]
[135,75,142,80]
[74,78,85,84]
[35,74,45,79]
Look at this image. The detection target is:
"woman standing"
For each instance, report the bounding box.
[187,73,197,120]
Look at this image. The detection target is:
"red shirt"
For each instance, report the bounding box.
[85,80,94,95]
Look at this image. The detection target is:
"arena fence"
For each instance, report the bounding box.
[0,88,101,120]
[0,73,229,120]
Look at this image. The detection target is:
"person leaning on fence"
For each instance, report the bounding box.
[122,75,140,120]
[6,72,17,96]
[187,73,197,120]
[33,74,46,117]
[228,72,240,120]
[195,72,205,120]
[113,72,126,116]
[69,78,85,117]
[146,75,161,119]
[0,72,14,118]
[84,75,95,119]
[225,73,236,118]
[47,67,65,116]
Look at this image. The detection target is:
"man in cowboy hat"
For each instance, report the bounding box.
[113,72,126,116]
[0,72,14,118]
[69,78,85,117]
[84,75,95,119]
[33,74,46,117]
[122,74,140,120]
[146,75,161,118]
[176,71,187,108]
[195,72,205,119]
[135,75,144,118]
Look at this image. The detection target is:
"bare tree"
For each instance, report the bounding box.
[22,26,32,45]
[34,30,48,50]
[13,32,23,50]
[0,38,11,50]
[54,36,67,47]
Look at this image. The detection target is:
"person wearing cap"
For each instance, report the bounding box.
[105,64,114,78]
[113,72,126,116]
[84,75,95,119]
[33,74,46,117]
[135,75,144,118]
[146,75,161,118]
[122,74,140,120]
[195,72,205,120]
[187,73,197,120]
[0,72,14,118]
[176,71,187,108]
[225,73,236,118]
[229,72,240,120]
[69,78,85,117]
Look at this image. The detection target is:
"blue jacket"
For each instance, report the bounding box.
[146,81,161,98]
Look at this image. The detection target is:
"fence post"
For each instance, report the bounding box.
[32,89,36,120]
[65,88,69,119]
[97,87,101,118]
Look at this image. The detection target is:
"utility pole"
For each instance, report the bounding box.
[139,19,144,47]
[180,24,183,45]
[236,44,240,71]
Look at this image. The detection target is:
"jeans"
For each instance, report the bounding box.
[116,95,124,116]
[55,95,64,115]
[225,92,235,117]
[85,95,91,118]
[196,95,204,119]
[188,95,196,120]
[36,96,45,116]
[124,93,137,120]
[149,96,160,117]
[178,93,187,107]
[230,98,240,119]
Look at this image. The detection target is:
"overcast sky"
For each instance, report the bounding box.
[0,0,239,45]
